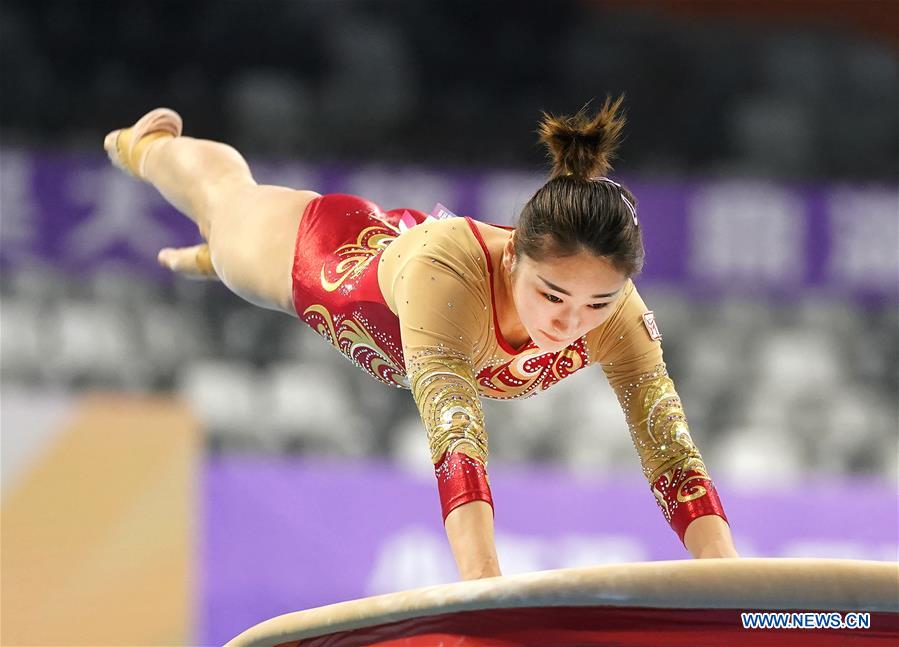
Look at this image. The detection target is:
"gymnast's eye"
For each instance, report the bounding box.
[588,302,609,310]
[543,293,563,303]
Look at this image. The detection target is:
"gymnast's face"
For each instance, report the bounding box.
[502,234,628,352]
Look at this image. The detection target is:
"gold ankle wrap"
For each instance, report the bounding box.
[123,131,173,178]
[195,244,217,278]
[105,108,183,179]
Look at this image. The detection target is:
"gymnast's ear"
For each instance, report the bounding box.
[502,231,518,273]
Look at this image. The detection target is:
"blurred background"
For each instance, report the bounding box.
[2,1,897,645]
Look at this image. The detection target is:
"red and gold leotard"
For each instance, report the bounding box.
[291,193,727,544]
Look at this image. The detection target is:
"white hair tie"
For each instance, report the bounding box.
[595,176,639,226]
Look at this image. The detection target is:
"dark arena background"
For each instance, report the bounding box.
[1,1,897,645]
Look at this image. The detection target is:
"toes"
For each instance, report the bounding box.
[157,248,177,269]
[103,131,117,152]
[103,130,121,160]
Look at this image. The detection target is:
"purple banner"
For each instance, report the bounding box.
[201,456,898,646]
[1,151,896,299]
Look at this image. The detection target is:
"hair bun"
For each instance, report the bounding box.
[537,95,626,180]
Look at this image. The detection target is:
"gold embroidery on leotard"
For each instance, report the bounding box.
[407,347,488,465]
[321,224,399,293]
[303,303,408,388]
[614,362,710,518]
[303,304,339,344]
[676,463,710,503]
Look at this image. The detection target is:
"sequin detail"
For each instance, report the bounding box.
[321,224,398,294]
[407,348,488,466]
[474,337,590,399]
[434,451,493,521]
[615,363,716,523]
[292,195,428,391]
[303,304,408,388]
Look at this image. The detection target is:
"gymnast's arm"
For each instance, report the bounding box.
[444,502,501,579]
[590,283,738,558]
[407,349,501,579]
[393,257,501,580]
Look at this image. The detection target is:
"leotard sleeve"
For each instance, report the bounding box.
[586,281,729,544]
[384,224,494,522]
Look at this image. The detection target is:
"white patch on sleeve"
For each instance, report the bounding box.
[642,311,662,341]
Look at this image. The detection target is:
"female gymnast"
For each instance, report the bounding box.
[104,97,738,580]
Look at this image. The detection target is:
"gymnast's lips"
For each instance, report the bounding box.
[541,330,565,343]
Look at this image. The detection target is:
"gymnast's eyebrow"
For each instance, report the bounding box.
[538,275,620,299]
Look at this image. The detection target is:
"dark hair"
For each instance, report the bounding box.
[514,96,644,277]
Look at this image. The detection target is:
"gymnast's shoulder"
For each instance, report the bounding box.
[379,216,499,313]
[585,279,665,368]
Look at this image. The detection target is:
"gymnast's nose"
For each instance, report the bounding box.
[551,313,578,337]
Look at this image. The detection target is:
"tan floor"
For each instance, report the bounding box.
[1,395,199,645]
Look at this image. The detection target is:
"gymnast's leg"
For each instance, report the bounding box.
[104,109,319,315]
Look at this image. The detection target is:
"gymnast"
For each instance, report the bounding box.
[104,97,738,580]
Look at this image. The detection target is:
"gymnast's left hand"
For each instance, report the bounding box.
[684,515,740,559]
